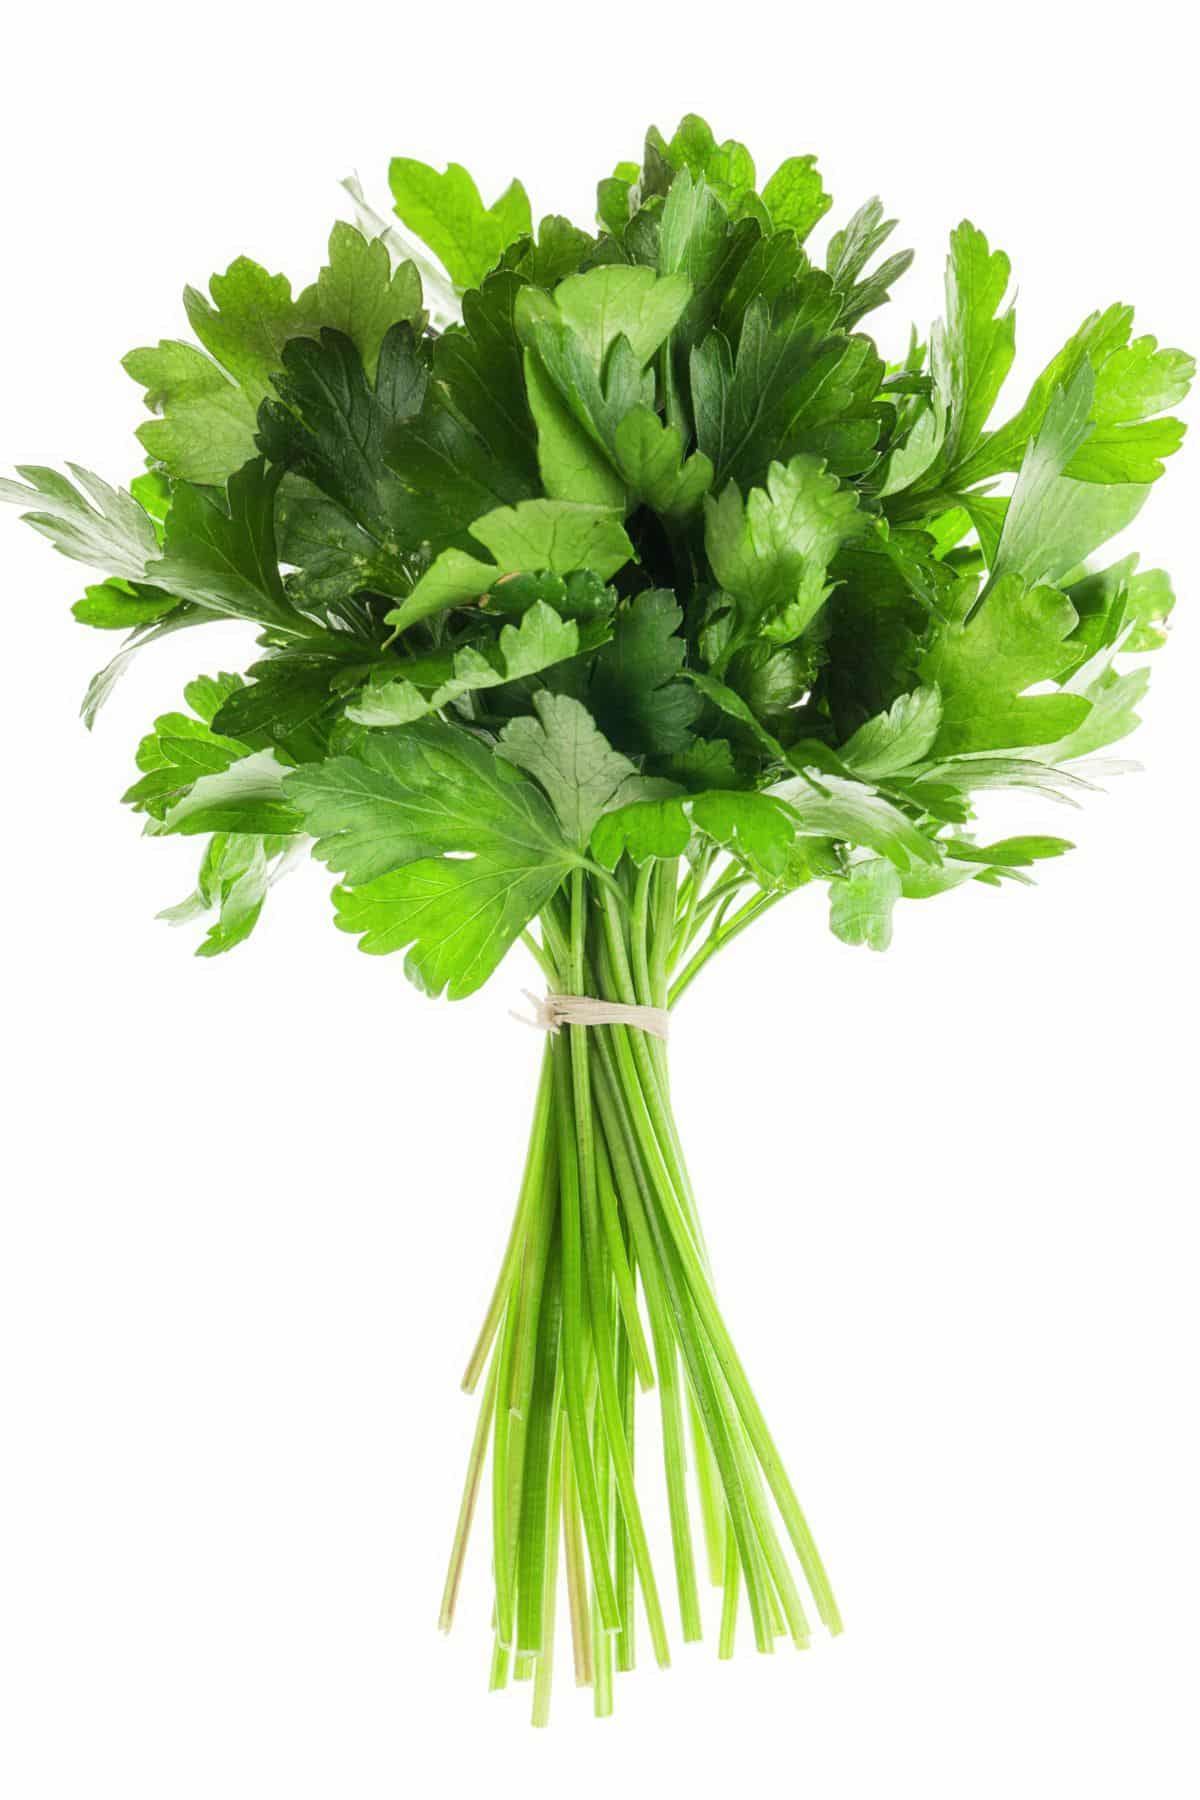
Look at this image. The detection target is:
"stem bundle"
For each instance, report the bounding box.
[440,862,840,1723]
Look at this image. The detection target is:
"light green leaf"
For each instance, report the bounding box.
[158,831,298,958]
[121,342,259,488]
[840,687,942,778]
[921,574,1090,754]
[824,198,913,328]
[591,798,694,866]
[1123,566,1175,652]
[124,225,423,485]
[988,363,1149,591]
[928,221,1015,478]
[689,791,797,883]
[663,114,758,215]
[388,158,531,290]
[956,307,1193,487]
[591,788,797,885]
[828,858,902,950]
[544,265,692,371]
[307,221,424,379]
[285,719,577,998]
[497,691,675,847]
[771,772,939,869]
[522,345,628,507]
[611,408,713,518]
[348,600,594,726]
[72,578,179,630]
[1047,665,1152,762]
[704,455,860,646]
[0,463,159,581]
[761,156,832,242]
[386,500,633,633]
[658,169,730,285]
[285,720,566,884]
[332,848,564,998]
[155,748,301,837]
[944,835,1074,867]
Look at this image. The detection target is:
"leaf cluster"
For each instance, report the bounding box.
[3,115,1190,984]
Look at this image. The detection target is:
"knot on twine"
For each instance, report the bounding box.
[510,990,670,1042]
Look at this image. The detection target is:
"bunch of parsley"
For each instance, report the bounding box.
[4,114,1189,1722]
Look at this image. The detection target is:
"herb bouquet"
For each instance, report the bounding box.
[4,116,1190,1723]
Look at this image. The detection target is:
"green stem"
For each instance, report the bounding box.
[516,1237,563,1654]
[439,1341,501,1633]
[461,1049,553,1393]
[669,890,784,1009]
[531,1400,566,1726]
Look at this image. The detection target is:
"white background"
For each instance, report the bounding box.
[2,4,1196,1794]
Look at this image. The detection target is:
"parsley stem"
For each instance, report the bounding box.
[491,1279,521,1648]
[561,1428,593,1687]
[439,1338,501,1634]
[614,1305,637,1674]
[594,1130,655,1390]
[590,1039,704,1643]
[515,1241,563,1654]
[461,1047,553,1392]
[669,889,785,1009]
[718,1521,740,1659]
[531,1401,566,1727]
[570,875,670,1664]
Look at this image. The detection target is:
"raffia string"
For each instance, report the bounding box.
[510,989,670,1042]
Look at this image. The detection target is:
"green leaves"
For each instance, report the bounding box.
[286,719,579,997]
[547,266,692,369]
[587,590,702,756]
[149,459,294,628]
[840,687,942,778]
[593,789,797,885]
[921,574,1090,755]
[388,157,531,289]
[927,222,1015,481]
[72,579,178,630]
[385,499,634,633]
[692,291,885,489]
[611,410,713,518]
[433,273,540,479]
[348,600,601,727]
[762,158,832,242]
[0,464,160,581]
[988,365,1147,590]
[704,456,860,648]
[1072,332,1192,481]
[123,673,249,820]
[497,691,673,846]
[771,772,939,870]
[152,748,300,837]
[825,199,913,328]
[955,303,1192,489]
[9,117,1191,988]
[258,324,432,600]
[124,223,423,485]
[828,859,902,950]
[516,265,700,510]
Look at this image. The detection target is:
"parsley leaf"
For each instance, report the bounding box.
[388,158,531,290]
[287,719,579,996]
[497,691,675,846]
[385,500,634,633]
[921,574,1091,754]
[124,224,423,485]
[704,455,861,650]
